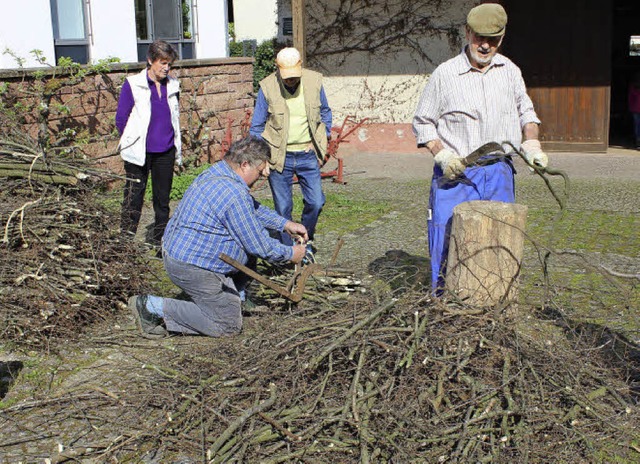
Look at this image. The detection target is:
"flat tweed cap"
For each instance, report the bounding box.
[467,3,507,37]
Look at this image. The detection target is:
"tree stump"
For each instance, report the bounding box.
[445,201,528,307]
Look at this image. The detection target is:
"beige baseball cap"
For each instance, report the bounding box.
[467,3,507,37]
[276,47,302,79]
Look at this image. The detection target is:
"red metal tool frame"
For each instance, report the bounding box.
[220,109,253,158]
[321,115,369,184]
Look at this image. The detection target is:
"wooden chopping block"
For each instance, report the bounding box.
[445,200,528,307]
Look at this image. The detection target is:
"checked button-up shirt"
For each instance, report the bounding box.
[163,160,293,274]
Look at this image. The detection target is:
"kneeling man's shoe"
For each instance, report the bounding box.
[129,295,168,338]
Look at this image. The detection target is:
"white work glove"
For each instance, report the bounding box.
[521,139,548,169]
[434,149,466,180]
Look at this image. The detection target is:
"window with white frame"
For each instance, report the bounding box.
[50,0,90,64]
[135,0,195,61]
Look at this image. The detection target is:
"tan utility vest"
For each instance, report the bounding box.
[258,69,328,172]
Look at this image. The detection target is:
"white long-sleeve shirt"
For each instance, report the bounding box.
[412,49,540,158]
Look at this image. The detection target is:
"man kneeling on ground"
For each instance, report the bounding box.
[128,136,308,338]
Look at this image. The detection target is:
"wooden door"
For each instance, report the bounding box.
[500,0,612,152]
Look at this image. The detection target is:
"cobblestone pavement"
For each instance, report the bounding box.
[309,148,640,272]
[315,180,429,272]
[339,147,640,181]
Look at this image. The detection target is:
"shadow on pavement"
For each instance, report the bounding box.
[368,250,431,293]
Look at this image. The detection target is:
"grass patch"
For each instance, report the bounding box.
[137,166,392,237]
[526,207,640,256]
[94,163,215,214]
[95,190,121,213]
[259,191,392,235]
[146,251,183,297]
[519,205,639,331]
[93,164,214,214]
[145,164,213,202]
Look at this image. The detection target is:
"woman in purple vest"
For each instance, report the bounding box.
[116,40,182,247]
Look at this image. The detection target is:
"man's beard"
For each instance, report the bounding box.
[469,47,493,66]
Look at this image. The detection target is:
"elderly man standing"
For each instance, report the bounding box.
[412,3,548,293]
[128,137,308,338]
[250,47,332,256]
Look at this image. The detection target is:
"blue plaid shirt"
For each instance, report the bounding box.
[163,160,293,274]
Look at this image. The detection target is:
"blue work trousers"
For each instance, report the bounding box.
[428,160,515,293]
[268,150,325,245]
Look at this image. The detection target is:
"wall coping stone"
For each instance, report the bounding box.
[0,57,254,80]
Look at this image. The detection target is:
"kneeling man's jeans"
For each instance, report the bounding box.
[161,252,242,337]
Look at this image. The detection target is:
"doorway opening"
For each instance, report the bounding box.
[609,0,640,148]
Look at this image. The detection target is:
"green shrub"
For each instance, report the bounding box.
[229,41,244,57]
[228,38,277,92]
[252,39,276,91]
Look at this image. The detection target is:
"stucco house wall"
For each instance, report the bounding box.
[0,0,228,70]
[0,1,57,68]
[279,0,478,152]
[196,0,230,59]
[233,0,278,43]
[90,0,138,63]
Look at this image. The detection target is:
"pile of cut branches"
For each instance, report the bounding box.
[162,297,640,463]
[0,118,153,347]
[0,182,154,347]
[18,292,636,463]
[1,103,639,462]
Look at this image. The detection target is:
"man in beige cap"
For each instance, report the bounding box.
[412,3,548,294]
[250,47,332,257]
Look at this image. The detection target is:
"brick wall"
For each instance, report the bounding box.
[0,57,255,172]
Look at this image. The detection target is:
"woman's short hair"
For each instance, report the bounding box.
[225,136,271,167]
[147,40,178,65]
